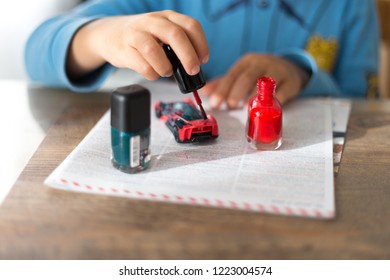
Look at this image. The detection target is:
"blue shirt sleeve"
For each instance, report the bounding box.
[281,50,343,98]
[25,15,112,93]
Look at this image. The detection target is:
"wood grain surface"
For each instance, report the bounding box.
[0,96,389,259]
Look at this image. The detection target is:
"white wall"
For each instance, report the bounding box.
[0,0,80,79]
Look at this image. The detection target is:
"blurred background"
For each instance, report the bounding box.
[378,0,390,97]
[0,0,80,79]
[0,0,81,203]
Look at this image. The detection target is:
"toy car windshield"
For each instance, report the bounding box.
[155,98,219,143]
[172,102,203,120]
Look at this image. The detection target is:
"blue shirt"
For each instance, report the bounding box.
[25,0,379,98]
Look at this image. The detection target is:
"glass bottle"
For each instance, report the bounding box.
[111,85,151,173]
[246,76,282,150]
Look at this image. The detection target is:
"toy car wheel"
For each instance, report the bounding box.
[173,127,180,142]
[155,107,162,118]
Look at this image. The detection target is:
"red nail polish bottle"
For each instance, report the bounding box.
[246,76,282,150]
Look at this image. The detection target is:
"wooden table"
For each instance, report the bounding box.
[0,83,389,259]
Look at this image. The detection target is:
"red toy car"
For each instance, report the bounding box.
[154,98,219,143]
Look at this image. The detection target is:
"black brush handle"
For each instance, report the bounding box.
[163,44,206,94]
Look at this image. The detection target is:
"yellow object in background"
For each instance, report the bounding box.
[367,74,379,98]
[306,35,338,72]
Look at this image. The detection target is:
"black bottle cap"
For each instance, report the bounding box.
[111,85,150,133]
[163,44,206,94]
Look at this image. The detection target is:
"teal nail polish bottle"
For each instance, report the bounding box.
[111,85,151,173]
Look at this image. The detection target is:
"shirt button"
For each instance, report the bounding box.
[258,0,269,8]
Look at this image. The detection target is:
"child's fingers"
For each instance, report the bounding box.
[147,17,201,75]
[268,59,303,105]
[165,11,209,64]
[209,56,253,109]
[201,78,221,96]
[227,69,260,108]
[274,79,300,105]
[129,30,173,77]
[119,47,160,80]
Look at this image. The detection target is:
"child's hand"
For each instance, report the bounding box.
[67,11,209,80]
[201,54,310,108]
